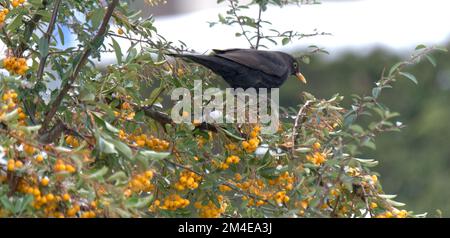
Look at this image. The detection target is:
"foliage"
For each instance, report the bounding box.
[0,0,445,218]
[283,45,450,216]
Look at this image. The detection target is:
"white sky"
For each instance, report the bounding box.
[1,0,449,62]
[153,0,450,56]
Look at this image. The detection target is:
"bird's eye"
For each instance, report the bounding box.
[293,62,298,68]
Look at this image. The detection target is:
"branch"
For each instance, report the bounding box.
[40,0,120,133]
[255,5,262,49]
[291,100,312,155]
[139,105,218,132]
[228,0,254,49]
[36,0,62,82]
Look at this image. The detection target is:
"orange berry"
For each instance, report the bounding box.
[46,193,55,202]
[313,142,321,150]
[62,193,71,201]
[41,177,49,186]
[7,163,15,171]
[12,0,19,8]
[65,165,76,173]
[14,160,23,168]
[36,154,44,162]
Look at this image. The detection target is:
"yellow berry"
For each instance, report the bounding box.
[14,160,23,168]
[36,154,44,162]
[7,163,15,171]
[313,142,321,150]
[41,177,49,186]
[65,165,76,173]
[62,193,71,201]
[46,193,55,202]
[12,0,20,8]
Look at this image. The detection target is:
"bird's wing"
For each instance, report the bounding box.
[212,49,289,78]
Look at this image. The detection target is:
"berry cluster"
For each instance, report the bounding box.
[306,142,327,165]
[11,0,26,8]
[159,194,190,211]
[195,195,227,218]
[125,170,154,195]
[7,159,23,171]
[241,125,261,153]
[113,102,135,121]
[273,191,290,205]
[1,89,26,124]
[119,129,170,151]
[218,184,232,192]
[54,159,76,173]
[0,8,9,24]
[268,171,294,191]
[3,57,29,75]
[219,155,240,170]
[174,170,201,191]
[65,135,80,148]
[376,209,408,218]
[237,179,268,207]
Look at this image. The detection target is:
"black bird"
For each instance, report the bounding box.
[169,48,306,89]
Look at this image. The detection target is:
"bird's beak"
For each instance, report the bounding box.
[296,72,307,84]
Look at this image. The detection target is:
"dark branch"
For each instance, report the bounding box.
[40,0,120,133]
[36,0,62,82]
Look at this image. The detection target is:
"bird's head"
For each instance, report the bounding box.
[291,59,307,84]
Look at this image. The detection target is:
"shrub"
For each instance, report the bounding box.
[0,0,445,218]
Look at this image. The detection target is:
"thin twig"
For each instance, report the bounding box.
[36,0,62,82]
[255,5,262,49]
[291,100,312,154]
[228,0,254,49]
[40,0,120,133]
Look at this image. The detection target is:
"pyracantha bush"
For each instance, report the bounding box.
[0,0,445,218]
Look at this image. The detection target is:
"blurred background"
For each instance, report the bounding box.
[127,0,450,216]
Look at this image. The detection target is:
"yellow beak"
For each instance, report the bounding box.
[296,72,307,84]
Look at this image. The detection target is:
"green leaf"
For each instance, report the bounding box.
[425,54,436,67]
[362,140,376,150]
[386,199,406,207]
[282,38,290,45]
[388,62,403,76]
[90,8,105,30]
[14,195,33,214]
[379,194,397,199]
[415,44,427,50]
[219,127,245,141]
[111,38,123,65]
[86,166,109,180]
[98,137,117,155]
[125,196,153,209]
[7,14,24,31]
[372,87,381,98]
[92,113,119,133]
[110,139,133,159]
[107,171,128,183]
[349,124,364,134]
[399,72,418,84]
[38,37,49,59]
[1,108,18,122]
[79,89,95,102]
[0,196,13,212]
[57,24,65,45]
[137,150,170,161]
